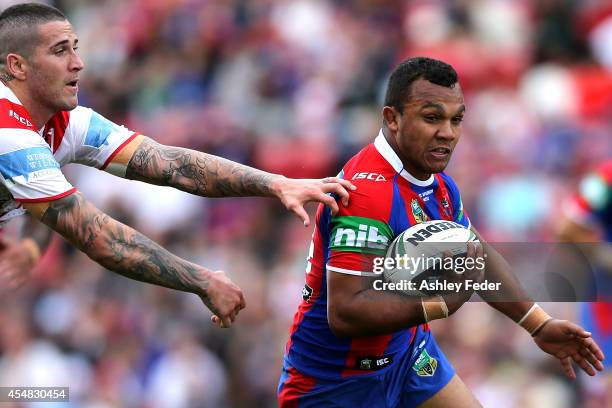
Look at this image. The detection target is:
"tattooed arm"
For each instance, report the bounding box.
[112,135,355,226]
[22,192,245,328]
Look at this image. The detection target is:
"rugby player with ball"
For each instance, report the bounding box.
[278,57,605,407]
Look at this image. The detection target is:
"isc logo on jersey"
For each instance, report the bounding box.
[352,172,386,182]
[330,216,393,255]
[8,109,33,127]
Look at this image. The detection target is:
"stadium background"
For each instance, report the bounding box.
[1,0,612,407]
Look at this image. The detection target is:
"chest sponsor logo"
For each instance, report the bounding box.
[413,349,438,377]
[333,223,389,250]
[330,216,393,255]
[352,172,386,182]
[410,199,429,224]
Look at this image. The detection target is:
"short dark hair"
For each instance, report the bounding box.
[0,3,67,72]
[383,57,458,112]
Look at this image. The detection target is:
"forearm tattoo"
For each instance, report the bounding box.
[126,137,277,197]
[41,192,208,297]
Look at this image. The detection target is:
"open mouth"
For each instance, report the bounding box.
[430,147,451,157]
[66,80,78,88]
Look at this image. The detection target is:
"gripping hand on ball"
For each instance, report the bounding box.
[441,242,485,314]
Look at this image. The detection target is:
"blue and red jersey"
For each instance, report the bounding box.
[282,131,470,380]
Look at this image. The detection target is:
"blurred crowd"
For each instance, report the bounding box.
[1,0,612,406]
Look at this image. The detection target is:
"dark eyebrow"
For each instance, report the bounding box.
[420,102,445,111]
[50,38,78,49]
[420,102,466,116]
[455,105,466,115]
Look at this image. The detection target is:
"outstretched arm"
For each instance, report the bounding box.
[115,135,355,226]
[472,227,605,378]
[23,192,244,328]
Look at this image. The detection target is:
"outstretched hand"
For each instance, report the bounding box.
[533,319,605,379]
[198,269,246,329]
[272,177,357,227]
[0,237,38,290]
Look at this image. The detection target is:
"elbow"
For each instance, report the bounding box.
[328,314,352,338]
[327,303,360,338]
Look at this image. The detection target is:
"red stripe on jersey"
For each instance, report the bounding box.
[434,174,454,221]
[326,146,396,275]
[285,210,327,353]
[15,187,77,203]
[101,132,140,170]
[340,326,417,377]
[0,98,36,131]
[341,335,393,377]
[327,251,379,274]
[43,111,70,153]
[336,144,394,220]
[277,366,317,408]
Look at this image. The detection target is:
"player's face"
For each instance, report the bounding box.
[26,20,83,116]
[385,78,465,179]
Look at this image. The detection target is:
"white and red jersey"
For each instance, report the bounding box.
[0,81,138,225]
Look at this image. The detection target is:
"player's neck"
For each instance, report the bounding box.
[6,82,53,129]
[381,128,432,181]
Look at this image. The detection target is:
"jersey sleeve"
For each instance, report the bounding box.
[326,171,394,277]
[0,128,75,203]
[68,107,139,176]
[440,172,471,229]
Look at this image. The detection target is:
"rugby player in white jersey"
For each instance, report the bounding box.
[0,3,355,328]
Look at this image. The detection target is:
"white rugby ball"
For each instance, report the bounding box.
[382,220,478,296]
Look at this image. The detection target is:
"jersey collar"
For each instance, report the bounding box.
[0,80,23,105]
[374,129,435,187]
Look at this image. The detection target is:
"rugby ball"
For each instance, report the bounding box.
[381,220,479,296]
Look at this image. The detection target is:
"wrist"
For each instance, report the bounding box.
[20,238,41,266]
[421,296,449,322]
[531,317,554,338]
[192,267,214,296]
[517,303,552,336]
[269,175,286,199]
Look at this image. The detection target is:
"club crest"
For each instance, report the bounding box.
[413,349,438,377]
[410,199,429,224]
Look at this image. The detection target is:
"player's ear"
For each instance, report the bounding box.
[382,106,400,132]
[6,53,28,81]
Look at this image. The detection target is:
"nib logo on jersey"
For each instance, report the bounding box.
[330,216,394,255]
